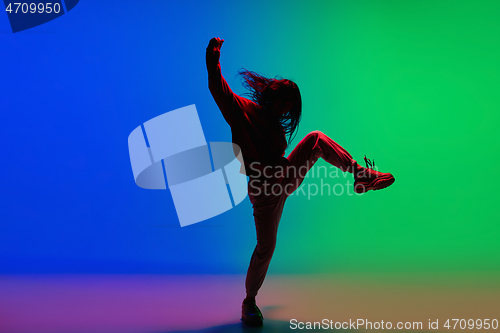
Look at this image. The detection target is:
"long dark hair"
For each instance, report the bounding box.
[239,69,302,146]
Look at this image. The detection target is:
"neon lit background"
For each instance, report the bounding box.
[1,0,499,283]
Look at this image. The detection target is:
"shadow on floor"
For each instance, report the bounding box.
[161,319,302,333]
[160,305,328,333]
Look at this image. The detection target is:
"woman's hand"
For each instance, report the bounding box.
[206,37,224,70]
[207,37,224,52]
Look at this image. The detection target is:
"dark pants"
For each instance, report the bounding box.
[245,131,356,297]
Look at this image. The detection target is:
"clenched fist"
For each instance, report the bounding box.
[206,37,225,70]
[207,37,224,52]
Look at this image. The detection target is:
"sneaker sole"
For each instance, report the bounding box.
[354,174,395,194]
[241,316,263,327]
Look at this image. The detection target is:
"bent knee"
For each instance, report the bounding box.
[305,130,325,141]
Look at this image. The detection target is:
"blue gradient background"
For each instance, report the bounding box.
[1,0,499,277]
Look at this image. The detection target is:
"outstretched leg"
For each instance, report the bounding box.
[284,130,394,194]
[284,130,356,193]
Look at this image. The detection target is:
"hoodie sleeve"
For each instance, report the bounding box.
[206,45,246,127]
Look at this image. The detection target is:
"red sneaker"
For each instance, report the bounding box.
[354,156,395,193]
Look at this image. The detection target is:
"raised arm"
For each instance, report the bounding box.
[206,37,244,127]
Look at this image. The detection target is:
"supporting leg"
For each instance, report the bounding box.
[242,193,285,327]
[244,194,285,298]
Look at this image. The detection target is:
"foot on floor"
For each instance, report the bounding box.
[241,298,264,327]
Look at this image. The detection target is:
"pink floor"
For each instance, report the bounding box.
[0,274,498,333]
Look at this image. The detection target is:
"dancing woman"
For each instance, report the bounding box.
[206,37,395,327]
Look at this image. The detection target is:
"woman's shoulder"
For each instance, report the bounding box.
[240,96,260,109]
[236,97,261,117]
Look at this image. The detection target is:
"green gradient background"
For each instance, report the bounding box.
[219,0,500,275]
